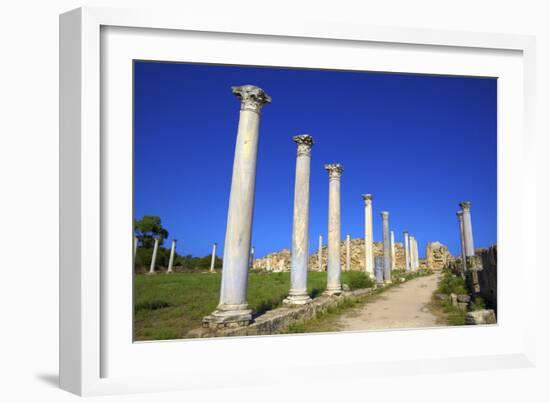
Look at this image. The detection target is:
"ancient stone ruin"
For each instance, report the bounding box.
[425,241,453,270]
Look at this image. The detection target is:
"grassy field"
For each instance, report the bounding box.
[134,270,372,341]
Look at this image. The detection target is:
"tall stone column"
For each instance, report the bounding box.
[409,236,416,271]
[456,211,467,273]
[134,236,138,259]
[203,85,271,328]
[318,235,323,272]
[249,246,255,269]
[390,231,396,270]
[381,211,392,283]
[362,194,374,278]
[324,163,344,295]
[167,239,176,274]
[345,234,351,272]
[404,231,411,272]
[284,134,314,306]
[459,201,475,257]
[148,237,159,275]
[374,256,385,286]
[210,242,217,273]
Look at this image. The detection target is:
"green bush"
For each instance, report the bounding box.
[470,296,486,311]
[436,269,468,295]
[344,271,375,290]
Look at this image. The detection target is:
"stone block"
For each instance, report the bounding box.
[465,309,497,325]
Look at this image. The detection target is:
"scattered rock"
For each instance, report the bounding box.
[465,309,497,325]
[435,293,449,301]
[457,294,471,303]
[450,293,458,307]
[342,283,351,291]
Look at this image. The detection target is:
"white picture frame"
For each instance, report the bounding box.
[60,6,537,396]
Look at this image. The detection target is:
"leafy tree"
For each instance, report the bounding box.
[134,216,169,248]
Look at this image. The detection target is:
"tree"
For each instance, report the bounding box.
[134,216,169,248]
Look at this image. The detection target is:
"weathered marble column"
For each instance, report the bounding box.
[456,211,467,273]
[381,211,392,283]
[318,235,323,272]
[362,194,374,278]
[409,235,416,271]
[390,231,396,270]
[148,237,159,275]
[324,163,344,295]
[344,234,351,272]
[284,134,314,306]
[404,231,411,272]
[249,246,255,269]
[203,85,271,328]
[134,236,138,259]
[209,242,217,273]
[459,201,475,257]
[375,256,385,286]
[167,239,176,274]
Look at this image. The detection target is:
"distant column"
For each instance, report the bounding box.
[249,246,255,269]
[414,238,419,270]
[409,236,416,271]
[148,237,159,275]
[210,242,217,273]
[404,231,411,272]
[318,235,323,272]
[134,236,138,259]
[456,211,467,273]
[390,231,396,270]
[381,211,392,283]
[324,163,344,295]
[167,239,176,273]
[284,134,314,306]
[346,234,351,272]
[459,201,475,257]
[362,194,374,278]
[203,85,271,328]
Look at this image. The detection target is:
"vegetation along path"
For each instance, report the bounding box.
[337,273,443,331]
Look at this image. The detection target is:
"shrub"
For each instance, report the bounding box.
[436,269,468,295]
[344,271,375,290]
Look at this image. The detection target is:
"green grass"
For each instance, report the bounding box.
[134,270,371,340]
[436,269,468,295]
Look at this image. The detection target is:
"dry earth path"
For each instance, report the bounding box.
[337,273,444,331]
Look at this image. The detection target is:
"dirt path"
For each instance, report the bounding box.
[337,273,443,331]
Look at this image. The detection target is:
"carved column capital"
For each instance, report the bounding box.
[232,85,271,113]
[362,193,373,204]
[459,201,471,211]
[324,163,344,180]
[293,134,314,157]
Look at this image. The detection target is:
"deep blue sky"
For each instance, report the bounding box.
[134,61,496,258]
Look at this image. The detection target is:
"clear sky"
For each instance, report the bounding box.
[134,61,496,259]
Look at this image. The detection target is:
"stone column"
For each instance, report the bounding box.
[204,85,271,328]
[284,134,314,306]
[374,256,385,286]
[459,201,475,257]
[404,231,411,272]
[409,235,416,271]
[249,246,255,269]
[390,231,396,270]
[414,238,419,270]
[210,242,217,273]
[318,235,323,272]
[148,237,159,275]
[324,163,344,295]
[381,211,392,283]
[134,236,138,259]
[167,239,176,274]
[457,211,467,273]
[362,194,374,278]
[345,234,351,272]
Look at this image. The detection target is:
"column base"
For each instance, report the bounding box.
[202,304,252,329]
[323,285,342,296]
[146,271,156,275]
[283,290,312,306]
[384,280,393,284]
[166,270,173,274]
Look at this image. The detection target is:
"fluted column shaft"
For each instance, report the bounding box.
[285,135,314,305]
[205,85,271,327]
[362,194,374,278]
[167,239,176,273]
[381,211,392,283]
[325,164,344,295]
[460,201,475,257]
[390,231,396,270]
[457,211,467,272]
[210,243,217,273]
[409,236,416,271]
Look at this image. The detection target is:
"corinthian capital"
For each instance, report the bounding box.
[324,163,344,179]
[362,193,373,204]
[232,85,271,113]
[381,211,389,219]
[293,134,314,156]
[459,201,472,211]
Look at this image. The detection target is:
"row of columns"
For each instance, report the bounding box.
[203,84,425,328]
[135,238,219,274]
